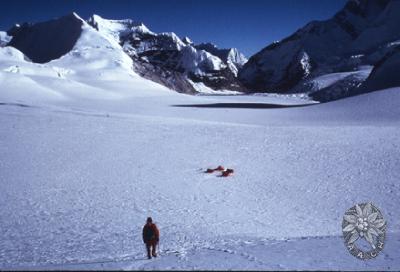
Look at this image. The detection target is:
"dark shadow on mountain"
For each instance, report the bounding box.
[8,13,83,63]
[172,103,315,109]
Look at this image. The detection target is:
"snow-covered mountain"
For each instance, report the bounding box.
[2,1,400,101]
[194,43,248,76]
[239,0,400,100]
[0,13,174,103]
[2,13,247,94]
[87,14,246,93]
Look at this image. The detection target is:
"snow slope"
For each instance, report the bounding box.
[363,46,400,91]
[0,72,400,270]
[0,31,11,47]
[0,14,174,104]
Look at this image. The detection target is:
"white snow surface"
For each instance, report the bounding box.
[0,46,26,61]
[179,46,226,75]
[88,14,154,48]
[190,81,243,95]
[0,37,400,269]
[0,31,11,46]
[308,65,373,92]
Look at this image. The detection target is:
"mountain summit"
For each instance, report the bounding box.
[2,1,400,101]
[3,13,248,94]
[239,0,400,100]
[87,14,247,93]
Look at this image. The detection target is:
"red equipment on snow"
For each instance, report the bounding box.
[204,166,234,177]
[221,169,234,177]
[205,165,225,173]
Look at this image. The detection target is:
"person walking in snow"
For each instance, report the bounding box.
[142,217,160,259]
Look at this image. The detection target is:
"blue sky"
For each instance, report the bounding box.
[0,0,347,56]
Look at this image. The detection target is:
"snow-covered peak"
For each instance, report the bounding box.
[51,20,136,74]
[179,46,226,75]
[88,14,153,35]
[90,14,132,25]
[3,12,138,77]
[2,12,245,94]
[226,48,248,66]
[87,14,154,47]
[195,43,247,64]
[194,42,247,75]
[159,32,186,50]
[182,36,193,45]
[85,14,238,77]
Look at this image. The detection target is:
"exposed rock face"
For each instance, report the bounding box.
[3,13,248,94]
[238,0,400,97]
[87,14,247,93]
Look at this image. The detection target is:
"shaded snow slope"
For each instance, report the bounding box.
[311,45,400,102]
[308,65,373,102]
[363,46,400,91]
[8,13,84,63]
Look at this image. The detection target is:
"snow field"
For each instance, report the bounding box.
[0,89,399,269]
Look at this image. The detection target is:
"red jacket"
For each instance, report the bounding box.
[142,223,159,244]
